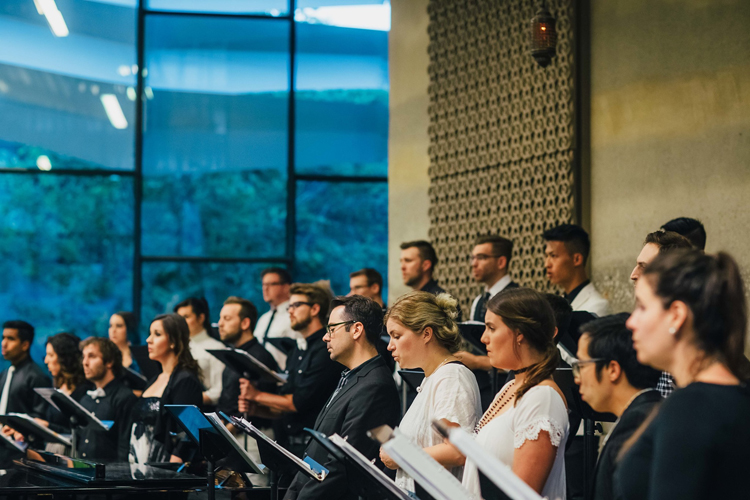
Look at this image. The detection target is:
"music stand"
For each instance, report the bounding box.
[165,405,265,500]
[305,428,411,500]
[207,349,287,385]
[225,414,327,500]
[0,414,72,449]
[130,345,162,380]
[34,388,113,458]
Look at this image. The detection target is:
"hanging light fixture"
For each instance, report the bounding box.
[530,1,557,68]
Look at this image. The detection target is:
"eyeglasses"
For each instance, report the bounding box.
[470,253,500,262]
[288,301,313,311]
[326,321,355,336]
[262,282,283,289]
[570,358,605,377]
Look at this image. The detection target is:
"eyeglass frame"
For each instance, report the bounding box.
[325,320,356,336]
[570,358,607,377]
[288,301,314,311]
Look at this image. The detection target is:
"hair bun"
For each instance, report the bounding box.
[434,293,459,320]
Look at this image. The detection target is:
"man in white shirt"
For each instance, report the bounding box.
[174,297,225,407]
[542,224,610,317]
[254,267,302,371]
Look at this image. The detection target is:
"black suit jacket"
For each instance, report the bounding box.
[591,390,661,500]
[284,355,400,500]
[0,357,51,419]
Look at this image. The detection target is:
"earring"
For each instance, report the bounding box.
[170,344,175,349]
[668,327,676,335]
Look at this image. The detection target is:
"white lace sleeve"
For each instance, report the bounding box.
[511,385,569,449]
[514,417,565,448]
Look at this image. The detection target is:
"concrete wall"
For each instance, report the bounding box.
[388,0,431,303]
[589,0,750,313]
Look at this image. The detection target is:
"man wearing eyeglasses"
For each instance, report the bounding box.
[239,283,340,458]
[573,314,661,500]
[284,295,400,500]
[254,267,302,370]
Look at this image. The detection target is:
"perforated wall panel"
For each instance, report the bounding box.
[427,0,577,310]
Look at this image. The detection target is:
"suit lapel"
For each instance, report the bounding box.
[315,358,383,425]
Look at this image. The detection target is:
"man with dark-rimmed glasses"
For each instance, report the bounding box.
[239,283,340,458]
[284,294,400,500]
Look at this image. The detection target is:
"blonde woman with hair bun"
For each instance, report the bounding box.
[379,291,481,493]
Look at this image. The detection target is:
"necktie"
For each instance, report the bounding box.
[87,387,106,399]
[262,309,276,347]
[474,292,492,322]
[0,366,16,414]
[326,372,348,408]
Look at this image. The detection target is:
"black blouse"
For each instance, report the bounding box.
[614,382,750,500]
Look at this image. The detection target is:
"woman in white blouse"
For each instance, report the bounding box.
[461,287,569,499]
[379,291,481,493]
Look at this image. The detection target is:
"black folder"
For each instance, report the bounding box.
[122,367,148,391]
[130,345,162,380]
[206,349,287,385]
[0,414,72,447]
[459,322,487,354]
[398,369,425,391]
[34,389,113,431]
[265,337,297,356]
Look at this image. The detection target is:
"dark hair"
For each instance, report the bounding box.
[661,217,706,250]
[643,230,693,255]
[173,297,212,333]
[80,337,124,377]
[330,295,384,346]
[2,320,34,344]
[474,234,514,263]
[47,333,85,390]
[223,296,259,332]
[400,240,439,270]
[542,224,591,264]
[487,288,559,405]
[113,311,140,345]
[581,314,661,389]
[543,293,572,344]
[151,313,202,378]
[349,268,384,292]
[644,250,748,380]
[261,267,292,285]
[289,283,332,322]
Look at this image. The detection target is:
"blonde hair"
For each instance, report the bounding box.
[384,291,462,353]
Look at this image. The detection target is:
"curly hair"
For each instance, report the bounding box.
[47,332,85,390]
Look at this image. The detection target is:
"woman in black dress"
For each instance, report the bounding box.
[615,249,750,500]
[128,313,202,464]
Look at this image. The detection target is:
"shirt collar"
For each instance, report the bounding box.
[236,337,259,351]
[191,330,210,342]
[486,274,512,295]
[564,280,590,304]
[342,354,380,382]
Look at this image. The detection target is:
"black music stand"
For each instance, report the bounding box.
[305,429,411,500]
[34,388,112,458]
[0,414,71,450]
[225,413,327,500]
[165,405,265,500]
[207,349,287,385]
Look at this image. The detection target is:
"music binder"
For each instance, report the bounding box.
[397,369,425,392]
[305,429,412,500]
[225,413,327,482]
[0,430,28,454]
[369,425,481,500]
[34,388,113,431]
[0,413,72,447]
[207,349,287,385]
[432,420,542,500]
[122,366,148,391]
[265,337,297,356]
[130,345,162,380]
[459,322,487,355]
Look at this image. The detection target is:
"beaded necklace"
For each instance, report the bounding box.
[474,380,516,433]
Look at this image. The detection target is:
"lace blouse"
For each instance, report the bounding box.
[395,362,481,492]
[462,383,569,499]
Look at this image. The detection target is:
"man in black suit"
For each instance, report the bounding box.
[283,295,400,500]
[0,321,50,419]
[573,314,662,500]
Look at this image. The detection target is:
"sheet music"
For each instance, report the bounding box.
[435,423,543,500]
[204,413,266,475]
[34,388,113,431]
[0,430,28,453]
[230,415,327,481]
[328,434,412,500]
[380,427,481,500]
[4,413,72,446]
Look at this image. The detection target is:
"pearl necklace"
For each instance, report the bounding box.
[474,380,516,433]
